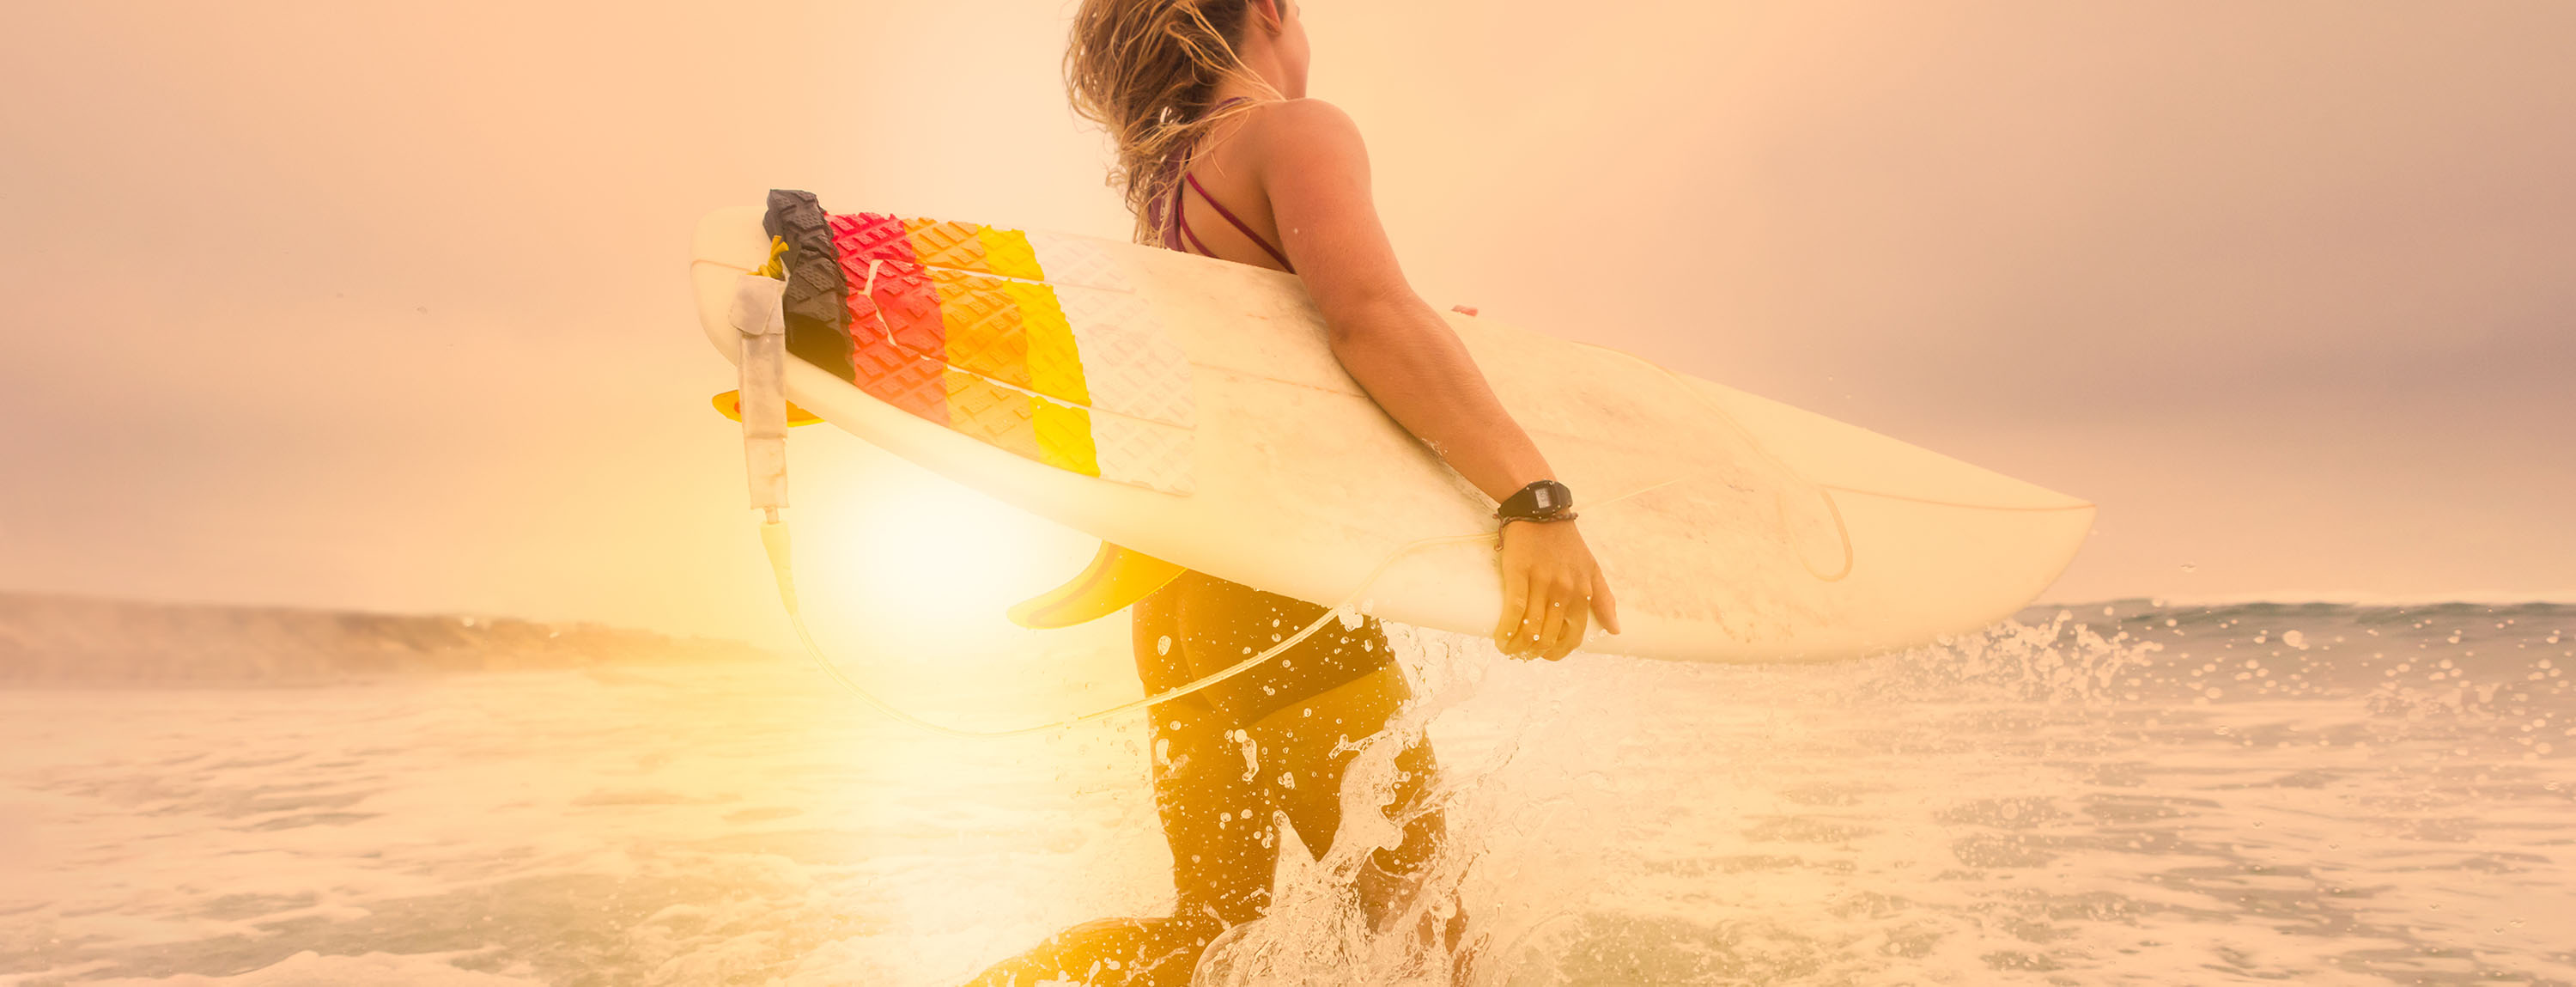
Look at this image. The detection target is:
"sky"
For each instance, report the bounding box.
[1,1,2569,649]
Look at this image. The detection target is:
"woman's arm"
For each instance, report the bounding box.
[1250,100,1619,658]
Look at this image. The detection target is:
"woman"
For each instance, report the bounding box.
[970,1,1619,983]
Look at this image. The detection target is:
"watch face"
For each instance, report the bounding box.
[1499,481,1574,521]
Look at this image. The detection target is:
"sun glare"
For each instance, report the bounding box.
[788,457,1099,663]
[847,484,1043,626]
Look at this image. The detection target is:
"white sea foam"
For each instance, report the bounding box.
[3,601,2571,984]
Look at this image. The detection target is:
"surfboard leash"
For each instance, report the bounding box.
[1569,339,2099,585]
[720,264,1514,737]
[757,519,1492,739]
[720,267,2081,738]
[756,478,1683,739]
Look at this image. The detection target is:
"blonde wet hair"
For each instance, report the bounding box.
[1065,0,1280,241]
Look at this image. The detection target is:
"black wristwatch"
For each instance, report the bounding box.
[1496,479,1577,525]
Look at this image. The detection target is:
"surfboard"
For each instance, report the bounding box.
[691,198,2093,663]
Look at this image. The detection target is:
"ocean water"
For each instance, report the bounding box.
[3,601,2571,985]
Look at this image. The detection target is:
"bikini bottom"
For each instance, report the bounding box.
[1128,570,1392,728]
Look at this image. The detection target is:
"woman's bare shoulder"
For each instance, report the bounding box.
[1251,96,1357,128]
[1241,97,1367,166]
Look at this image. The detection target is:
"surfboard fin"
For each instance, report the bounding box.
[1008,542,1186,629]
[710,390,825,427]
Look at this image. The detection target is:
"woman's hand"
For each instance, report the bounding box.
[1492,520,1620,660]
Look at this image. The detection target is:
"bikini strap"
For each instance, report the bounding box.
[1155,96,1296,272]
[1182,172,1296,272]
[1170,171,1219,258]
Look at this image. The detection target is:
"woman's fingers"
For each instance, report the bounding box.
[1513,583,1553,656]
[1494,521,1620,659]
[1540,584,1589,661]
[1492,571,1532,654]
[1532,591,1566,658]
[1591,576,1621,636]
[1527,570,1589,661]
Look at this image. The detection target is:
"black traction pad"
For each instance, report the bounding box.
[762,189,854,381]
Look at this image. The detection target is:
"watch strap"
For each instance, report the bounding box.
[1496,479,1577,524]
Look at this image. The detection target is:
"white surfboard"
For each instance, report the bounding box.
[692,203,2093,662]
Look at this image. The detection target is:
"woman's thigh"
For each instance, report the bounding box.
[1245,662,1435,862]
[1132,571,1436,919]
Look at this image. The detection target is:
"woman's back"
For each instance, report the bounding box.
[1156,100,1296,271]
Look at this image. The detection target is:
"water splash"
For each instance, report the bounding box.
[6,601,2573,984]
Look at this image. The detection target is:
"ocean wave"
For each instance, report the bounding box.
[0,593,773,686]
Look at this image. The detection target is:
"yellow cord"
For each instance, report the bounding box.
[749,338,2087,738]
[760,518,1492,739]
[755,474,1704,738]
[1570,339,2096,583]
